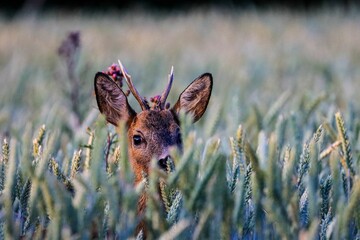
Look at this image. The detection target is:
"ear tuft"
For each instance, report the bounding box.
[172,73,213,122]
[94,72,136,126]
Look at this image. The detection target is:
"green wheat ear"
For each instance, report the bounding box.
[35,124,46,146]
[319,210,332,240]
[313,124,323,143]
[335,112,355,176]
[245,141,265,192]
[1,139,9,192]
[166,190,182,224]
[3,139,17,239]
[228,125,246,193]
[49,158,74,195]
[297,142,310,192]
[319,175,332,220]
[84,127,95,170]
[2,138,9,164]
[159,179,170,214]
[20,179,31,226]
[70,149,82,179]
[113,145,121,166]
[32,125,46,158]
[229,137,240,193]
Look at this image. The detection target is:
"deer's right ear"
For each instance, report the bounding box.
[172,73,213,123]
[94,72,136,127]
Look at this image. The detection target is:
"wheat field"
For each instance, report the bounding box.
[0,10,359,239]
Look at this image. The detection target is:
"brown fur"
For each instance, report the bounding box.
[94,71,213,238]
[128,110,182,183]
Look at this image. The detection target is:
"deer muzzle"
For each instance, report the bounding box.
[158,155,171,170]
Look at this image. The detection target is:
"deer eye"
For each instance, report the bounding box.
[133,135,142,146]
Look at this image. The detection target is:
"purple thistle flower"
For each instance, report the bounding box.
[103,63,124,88]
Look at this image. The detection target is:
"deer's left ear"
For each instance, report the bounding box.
[172,73,213,122]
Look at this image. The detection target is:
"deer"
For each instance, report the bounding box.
[94,61,212,237]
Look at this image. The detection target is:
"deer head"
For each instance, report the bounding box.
[94,62,212,184]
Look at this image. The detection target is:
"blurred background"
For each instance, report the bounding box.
[0,0,360,143]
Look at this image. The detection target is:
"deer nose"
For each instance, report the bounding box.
[158,155,170,170]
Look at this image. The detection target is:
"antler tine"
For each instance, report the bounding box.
[160,66,174,109]
[118,60,149,110]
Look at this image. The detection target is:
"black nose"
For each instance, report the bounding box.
[158,156,170,170]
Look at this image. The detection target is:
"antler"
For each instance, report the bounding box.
[160,66,174,109]
[118,60,150,111]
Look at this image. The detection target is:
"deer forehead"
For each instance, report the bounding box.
[129,110,179,137]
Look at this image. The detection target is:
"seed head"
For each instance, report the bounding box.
[104,63,124,87]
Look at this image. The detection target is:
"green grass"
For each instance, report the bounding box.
[0,9,360,239]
